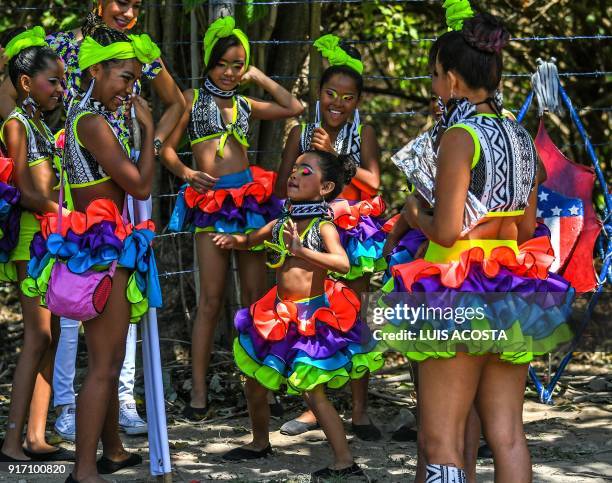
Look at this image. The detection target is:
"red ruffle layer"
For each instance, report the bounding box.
[331,196,386,230]
[251,279,360,341]
[184,166,276,213]
[0,156,14,184]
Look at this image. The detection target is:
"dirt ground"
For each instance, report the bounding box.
[1,358,610,483]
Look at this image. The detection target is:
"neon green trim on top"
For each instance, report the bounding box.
[475,113,503,119]
[486,210,525,218]
[69,177,112,189]
[425,239,519,264]
[27,157,48,168]
[73,111,94,148]
[264,217,320,268]
[447,123,481,169]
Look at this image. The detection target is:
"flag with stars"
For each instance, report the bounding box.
[537,186,584,273]
[535,120,601,292]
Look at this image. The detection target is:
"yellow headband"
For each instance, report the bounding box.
[5,26,48,61]
[313,34,363,75]
[78,34,160,71]
[203,16,250,68]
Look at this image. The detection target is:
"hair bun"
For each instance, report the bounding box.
[340,155,357,185]
[462,13,510,54]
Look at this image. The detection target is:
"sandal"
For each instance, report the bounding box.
[222,444,272,461]
[279,418,319,436]
[97,452,143,474]
[391,424,418,442]
[311,462,366,481]
[23,446,75,462]
[351,419,382,441]
[182,404,210,421]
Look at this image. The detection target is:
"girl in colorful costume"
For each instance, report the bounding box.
[0,27,73,463]
[21,24,162,482]
[275,35,384,440]
[382,9,574,482]
[162,16,303,420]
[212,149,381,479]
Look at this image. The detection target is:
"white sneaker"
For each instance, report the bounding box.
[119,401,148,435]
[54,404,76,442]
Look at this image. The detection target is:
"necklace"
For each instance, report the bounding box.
[287,200,333,220]
[204,77,235,98]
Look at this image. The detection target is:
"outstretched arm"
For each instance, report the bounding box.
[210,219,277,250]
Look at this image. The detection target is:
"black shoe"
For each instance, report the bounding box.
[182,404,210,421]
[0,450,30,463]
[478,443,493,459]
[269,395,284,418]
[222,444,273,461]
[96,452,143,474]
[65,474,79,483]
[279,419,320,436]
[23,446,75,462]
[311,462,366,481]
[391,424,418,442]
[351,420,382,441]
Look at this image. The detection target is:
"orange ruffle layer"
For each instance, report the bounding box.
[37,198,155,240]
[0,156,14,184]
[391,236,556,291]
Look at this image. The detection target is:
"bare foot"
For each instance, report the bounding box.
[1,441,30,462]
[295,409,317,425]
[24,440,59,454]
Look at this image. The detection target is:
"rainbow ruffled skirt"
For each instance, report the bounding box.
[330,196,387,280]
[380,236,575,364]
[0,156,21,282]
[169,166,283,249]
[22,199,162,322]
[233,279,383,394]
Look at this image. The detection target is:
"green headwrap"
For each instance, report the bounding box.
[5,26,47,61]
[203,16,250,68]
[78,34,161,71]
[313,34,363,75]
[443,0,474,31]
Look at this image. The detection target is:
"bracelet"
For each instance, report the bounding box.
[153,138,162,157]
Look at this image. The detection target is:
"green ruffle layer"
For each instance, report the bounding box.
[233,338,384,395]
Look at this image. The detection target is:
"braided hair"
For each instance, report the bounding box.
[430,13,510,93]
[319,41,363,96]
[311,150,357,201]
[5,27,60,88]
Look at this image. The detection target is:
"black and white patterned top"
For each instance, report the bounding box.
[450,113,538,214]
[188,88,251,153]
[63,97,129,187]
[1,108,57,171]
[266,215,329,268]
[298,103,362,167]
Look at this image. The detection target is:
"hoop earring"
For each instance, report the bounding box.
[126,17,138,30]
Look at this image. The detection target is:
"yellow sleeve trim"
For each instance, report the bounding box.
[447,123,481,169]
[73,111,94,148]
[28,157,49,168]
[70,176,111,189]
[486,210,525,217]
[192,89,199,110]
